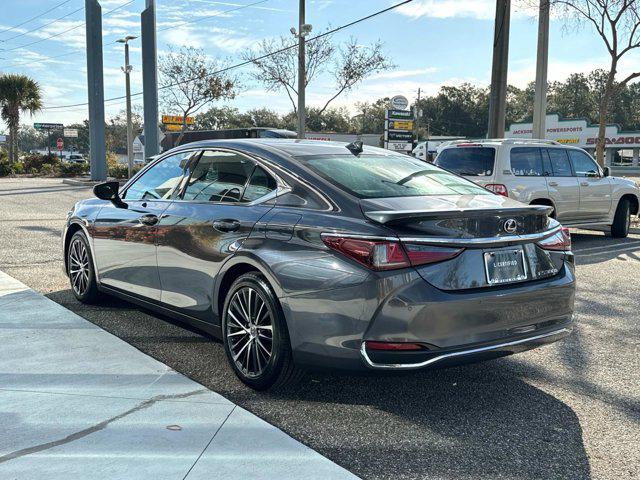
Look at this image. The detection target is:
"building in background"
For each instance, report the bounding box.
[505,113,640,169]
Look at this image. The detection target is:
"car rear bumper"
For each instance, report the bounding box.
[282,262,575,371]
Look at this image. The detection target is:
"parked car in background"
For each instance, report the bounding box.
[435,139,640,238]
[65,153,86,164]
[62,140,575,390]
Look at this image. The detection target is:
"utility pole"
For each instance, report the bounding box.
[414,87,421,139]
[487,0,511,139]
[85,0,107,181]
[532,0,550,139]
[141,0,160,158]
[117,35,137,178]
[297,0,306,139]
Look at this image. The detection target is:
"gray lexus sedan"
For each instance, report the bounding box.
[62,139,575,390]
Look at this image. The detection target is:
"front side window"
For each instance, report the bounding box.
[435,147,495,176]
[568,150,600,177]
[242,166,277,202]
[510,147,543,176]
[304,154,490,199]
[183,150,255,202]
[545,148,573,177]
[124,151,191,200]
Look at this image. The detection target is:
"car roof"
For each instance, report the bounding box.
[169,138,392,158]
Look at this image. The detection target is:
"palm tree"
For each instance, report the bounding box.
[0,74,43,163]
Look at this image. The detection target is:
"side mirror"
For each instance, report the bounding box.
[93,181,127,208]
[603,166,610,177]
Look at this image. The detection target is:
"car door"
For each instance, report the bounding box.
[156,149,277,321]
[542,147,580,222]
[567,149,612,219]
[92,151,194,300]
[507,147,549,204]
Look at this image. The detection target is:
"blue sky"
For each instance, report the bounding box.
[0,0,638,128]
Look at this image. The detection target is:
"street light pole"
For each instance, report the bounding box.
[487,0,511,139]
[297,0,306,140]
[117,35,137,178]
[532,0,550,139]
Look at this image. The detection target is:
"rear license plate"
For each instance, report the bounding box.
[484,248,528,285]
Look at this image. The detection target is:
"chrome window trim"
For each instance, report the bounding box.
[320,225,563,248]
[360,327,572,370]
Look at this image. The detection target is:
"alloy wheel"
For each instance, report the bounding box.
[69,238,90,296]
[225,286,274,378]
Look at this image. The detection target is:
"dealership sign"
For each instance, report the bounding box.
[384,107,414,152]
[162,115,194,125]
[506,113,640,149]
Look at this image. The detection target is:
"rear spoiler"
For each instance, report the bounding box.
[364,205,553,224]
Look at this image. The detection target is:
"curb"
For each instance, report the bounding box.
[62,177,125,187]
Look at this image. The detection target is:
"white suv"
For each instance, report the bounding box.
[435,139,640,237]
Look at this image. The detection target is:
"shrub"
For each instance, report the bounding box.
[0,162,11,177]
[22,153,60,172]
[108,163,143,179]
[39,163,60,176]
[59,162,89,177]
[11,162,24,175]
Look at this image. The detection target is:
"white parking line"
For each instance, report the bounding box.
[573,240,640,253]
[575,245,640,258]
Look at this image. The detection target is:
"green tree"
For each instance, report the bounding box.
[0,74,42,162]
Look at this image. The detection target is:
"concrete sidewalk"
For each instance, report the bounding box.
[0,271,357,479]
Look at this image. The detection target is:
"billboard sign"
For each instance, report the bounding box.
[384,106,414,153]
[162,115,194,125]
[63,128,79,138]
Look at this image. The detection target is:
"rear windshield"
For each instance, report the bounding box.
[435,147,495,176]
[303,154,491,199]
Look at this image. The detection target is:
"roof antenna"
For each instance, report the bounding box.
[345,140,363,156]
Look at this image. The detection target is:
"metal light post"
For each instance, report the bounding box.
[292,1,312,140]
[532,0,550,139]
[117,35,138,178]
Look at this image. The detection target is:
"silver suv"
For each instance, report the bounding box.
[435,139,640,238]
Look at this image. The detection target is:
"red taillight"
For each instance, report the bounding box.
[402,242,464,266]
[321,236,410,270]
[322,236,464,271]
[486,184,509,196]
[365,341,423,351]
[537,227,571,251]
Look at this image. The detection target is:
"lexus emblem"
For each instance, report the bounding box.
[503,219,518,234]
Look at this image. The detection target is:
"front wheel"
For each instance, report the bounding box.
[67,231,100,303]
[222,273,302,390]
[611,198,631,238]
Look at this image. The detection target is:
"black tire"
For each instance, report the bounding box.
[221,272,302,390]
[67,231,100,303]
[611,198,631,238]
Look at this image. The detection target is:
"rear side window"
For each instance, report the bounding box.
[510,147,543,176]
[568,150,600,177]
[544,148,573,177]
[183,150,255,202]
[242,166,277,202]
[304,154,490,199]
[124,151,191,200]
[435,147,495,176]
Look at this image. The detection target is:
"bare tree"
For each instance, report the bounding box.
[243,34,393,115]
[553,0,640,165]
[159,47,238,143]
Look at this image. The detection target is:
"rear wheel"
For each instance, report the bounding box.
[67,231,100,303]
[222,273,302,390]
[611,198,631,238]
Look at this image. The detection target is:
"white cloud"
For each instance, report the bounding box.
[396,0,497,20]
[369,67,439,80]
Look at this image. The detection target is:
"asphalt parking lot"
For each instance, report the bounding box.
[1,177,638,480]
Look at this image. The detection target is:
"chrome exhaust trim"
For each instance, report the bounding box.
[360,328,572,370]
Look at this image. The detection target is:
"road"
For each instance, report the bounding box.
[1,177,638,479]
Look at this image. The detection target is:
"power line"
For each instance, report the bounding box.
[42,0,413,110]
[0,0,75,37]
[0,6,85,43]
[0,0,135,53]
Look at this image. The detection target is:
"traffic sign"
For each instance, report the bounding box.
[34,123,64,130]
[63,128,79,138]
[57,138,64,151]
[391,95,409,110]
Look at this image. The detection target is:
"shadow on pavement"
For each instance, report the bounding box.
[45,288,592,480]
[572,232,640,265]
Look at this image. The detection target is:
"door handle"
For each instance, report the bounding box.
[548,181,558,187]
[212,219,241,233]
[138,214,159,226]
[580,181,589,187]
